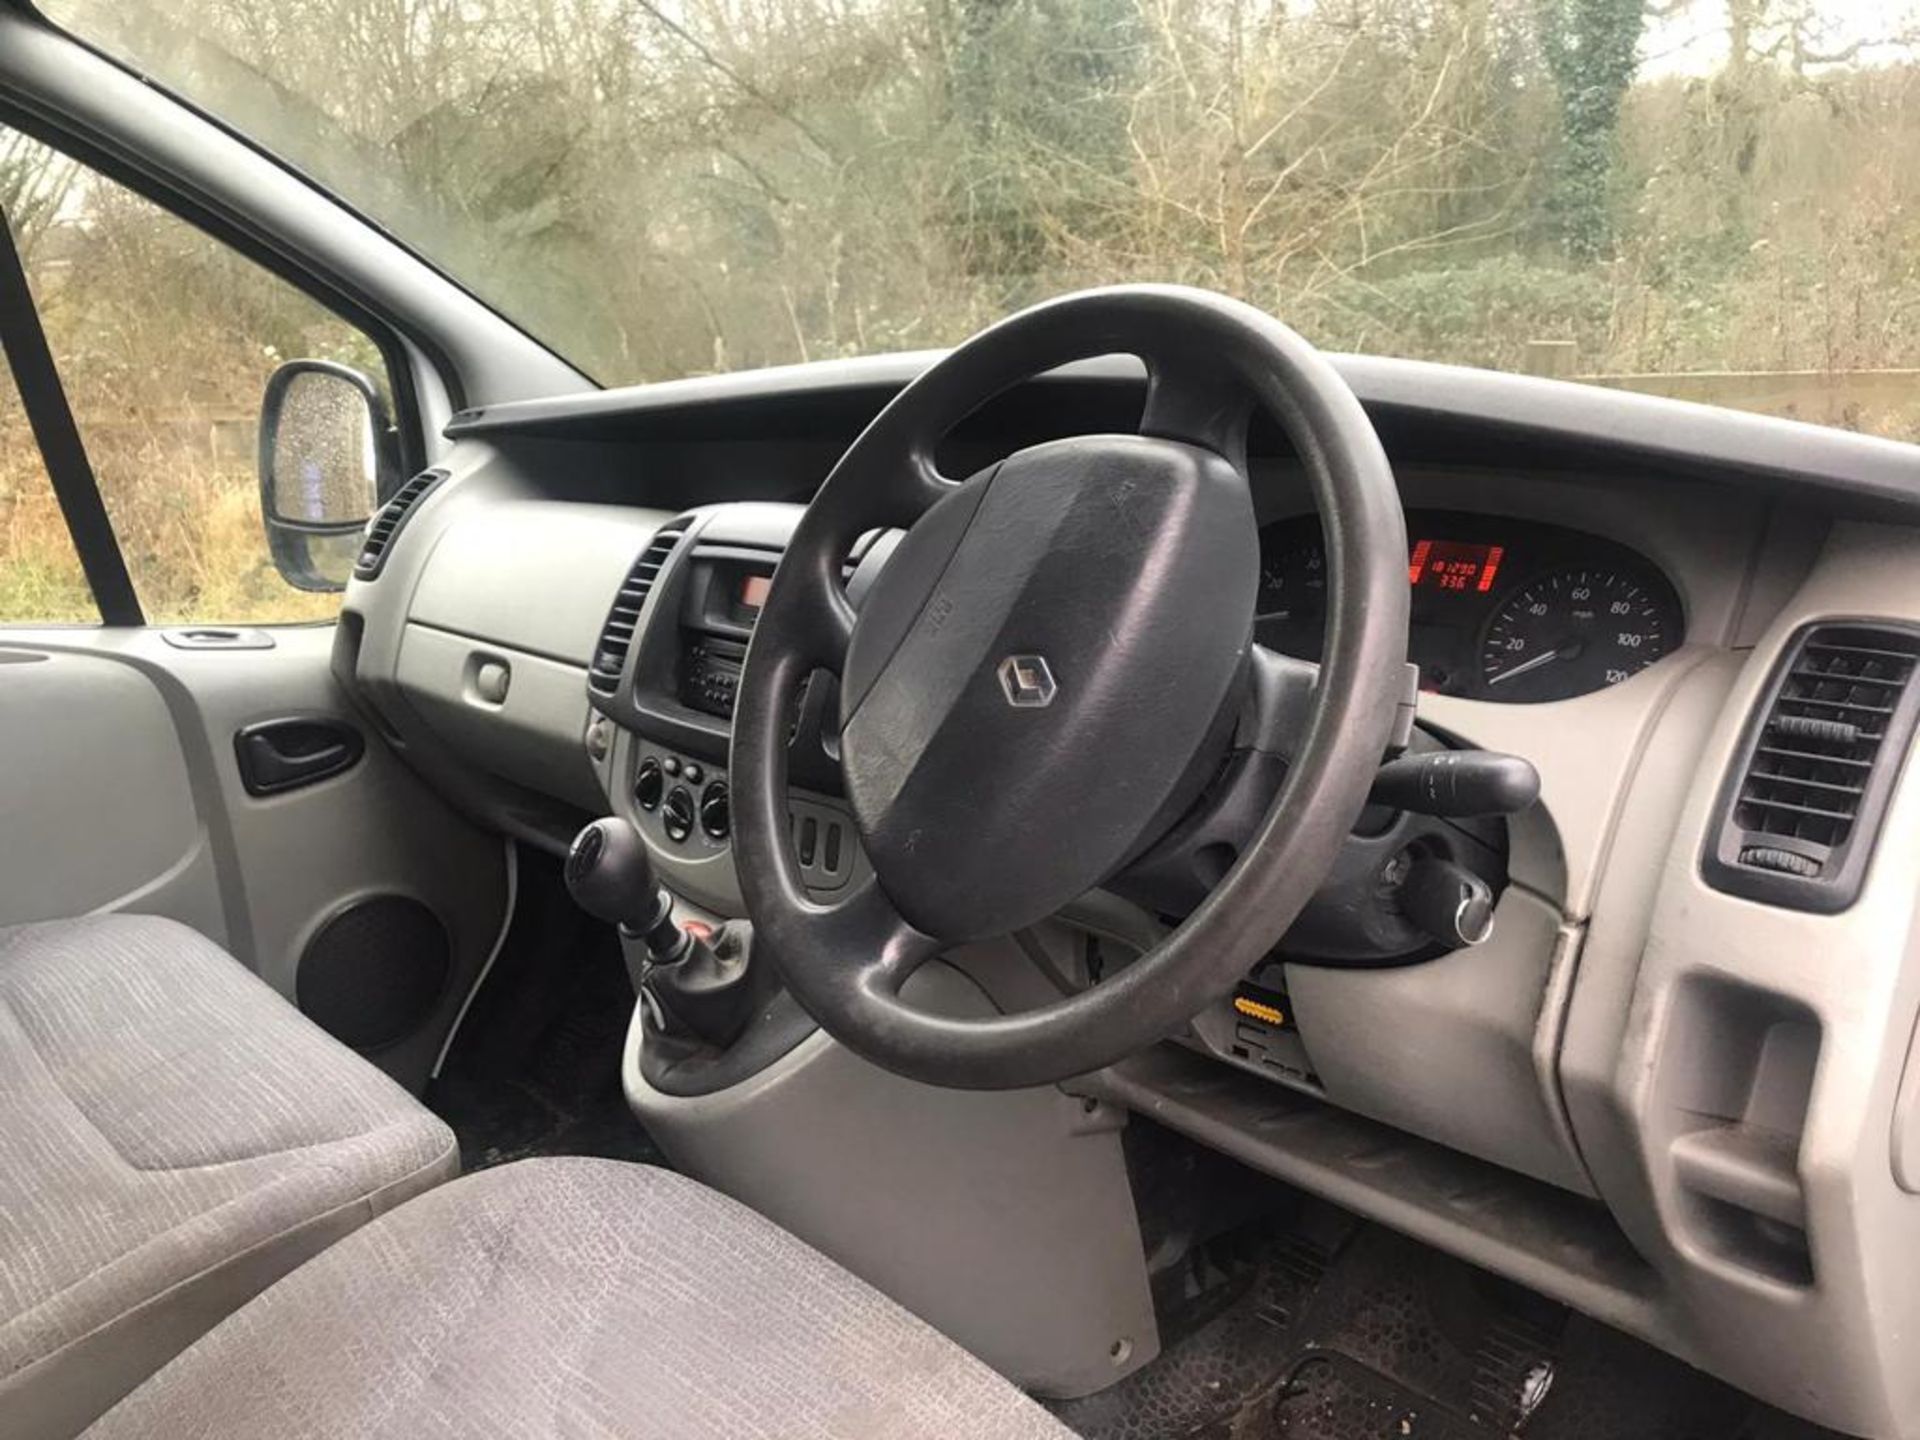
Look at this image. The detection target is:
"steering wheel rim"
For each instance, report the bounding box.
[731,284,1409,1090]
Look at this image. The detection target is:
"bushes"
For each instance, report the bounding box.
[1305,258,1617,372]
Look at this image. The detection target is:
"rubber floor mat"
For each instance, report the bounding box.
[1273,1352,1482,1440]
[1059,1219,1852,1440]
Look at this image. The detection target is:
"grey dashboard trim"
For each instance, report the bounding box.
[443,350,1920,514]
[405,499,661,668]
[1080,1043,1675,1355]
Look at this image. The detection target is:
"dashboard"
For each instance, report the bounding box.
[332,346,1920,1439]
[1257,510,1684,703]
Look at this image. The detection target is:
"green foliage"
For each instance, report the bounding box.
[1537,0,1647,258]
[1314,257,1616,371]
[941,0,1142,273]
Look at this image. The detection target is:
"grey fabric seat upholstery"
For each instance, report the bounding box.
[86,1155,1075,1439]
[0,914,458,1440]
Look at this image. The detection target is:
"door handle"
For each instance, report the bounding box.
[234,717,366,796]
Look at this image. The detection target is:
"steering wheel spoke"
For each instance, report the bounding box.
[897,445,957,521]
[1239,644,1323,757]
[1139,350,1252,468]
[814,877,943,1000]
[791,573,856,674]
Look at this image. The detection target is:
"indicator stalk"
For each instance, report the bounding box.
[1369,748,1539,818]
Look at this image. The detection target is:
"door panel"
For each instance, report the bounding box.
[1,646,211,923]
[0,624,508,1092]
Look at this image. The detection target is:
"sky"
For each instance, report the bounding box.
[1642,0,1920,78]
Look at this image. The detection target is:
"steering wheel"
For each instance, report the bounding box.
[731,285,1409,1089]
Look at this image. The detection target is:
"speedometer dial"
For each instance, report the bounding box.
[1479,568,1679,702]
[1254,540,1328,660]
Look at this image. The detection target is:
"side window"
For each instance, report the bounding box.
[0,136,91,623]
[0,126,395,624]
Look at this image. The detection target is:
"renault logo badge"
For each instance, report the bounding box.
[997,655,1057,708]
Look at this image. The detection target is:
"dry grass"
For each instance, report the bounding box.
[1,417,339,625]
[2,444,96,624]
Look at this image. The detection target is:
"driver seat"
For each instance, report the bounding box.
[82,1156,1073,1438]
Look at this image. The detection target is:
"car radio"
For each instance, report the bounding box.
[673,554,776,720]
[615,528,852,796]
[681,635,747,718]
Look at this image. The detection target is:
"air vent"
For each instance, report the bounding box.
[587,522,689,699]
[1704,622,1920,912]
[354,469,447,580]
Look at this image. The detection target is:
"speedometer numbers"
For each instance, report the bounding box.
[1480,569,1677,702]
[1254,541,1328,660]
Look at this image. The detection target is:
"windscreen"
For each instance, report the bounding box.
[32,0,1920,441]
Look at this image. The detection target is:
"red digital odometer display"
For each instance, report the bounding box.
[740,573,773,611]
[1407,538,1504,594]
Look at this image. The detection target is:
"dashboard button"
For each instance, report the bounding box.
[684,763,704,786]
[663,755,682,777]
[662,786,695,843]
[634,759,664,812]
[699,782,730,840]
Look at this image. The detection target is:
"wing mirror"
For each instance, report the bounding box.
[258,360,399,591]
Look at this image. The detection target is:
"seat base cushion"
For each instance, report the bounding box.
[0,915,458,1439]
[87,1156,1073,1439]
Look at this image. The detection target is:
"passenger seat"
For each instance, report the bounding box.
[0,914,458,1439]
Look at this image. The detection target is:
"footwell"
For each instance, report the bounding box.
[427,851,665,1172]
[1054,1217,1848,1440]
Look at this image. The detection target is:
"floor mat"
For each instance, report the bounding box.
[1057,1221,1852,1440]
[428,851,666,1172]
[1050,1227,1336,1440]
[1275,1352,1482,1440]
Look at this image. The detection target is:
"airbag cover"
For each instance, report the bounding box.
[839,435,1257,941]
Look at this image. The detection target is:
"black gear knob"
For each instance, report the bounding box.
[565,817,664,934]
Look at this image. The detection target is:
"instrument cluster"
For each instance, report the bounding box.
[1257,510,1685,703]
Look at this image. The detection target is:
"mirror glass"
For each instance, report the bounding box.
[267,368,378,526]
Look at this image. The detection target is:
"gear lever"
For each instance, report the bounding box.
[565,817,693,960]
[565,817,756,1047]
